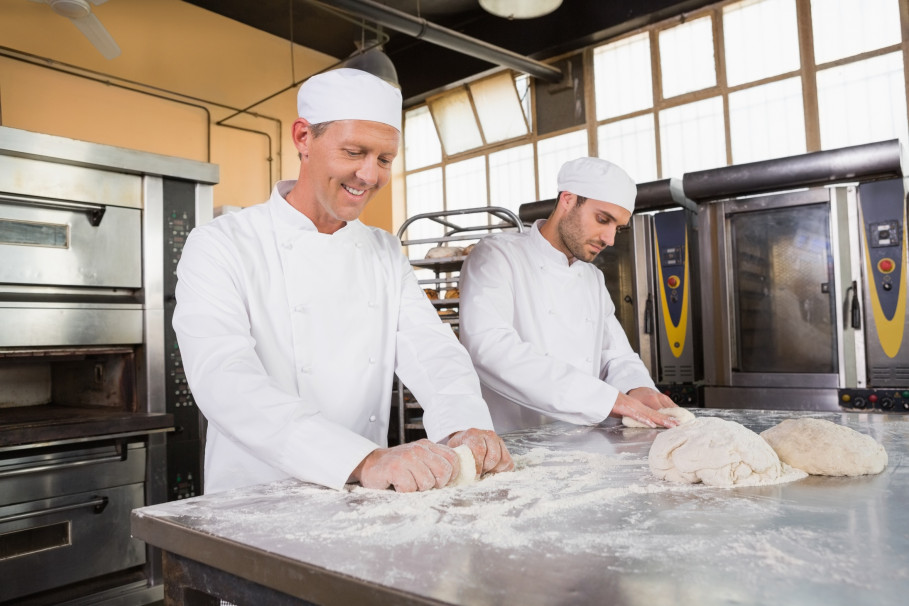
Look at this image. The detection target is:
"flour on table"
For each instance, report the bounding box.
[623,406,696,428]
[760,418,887,476]
[449,444,478,486]
[649,417,807,487]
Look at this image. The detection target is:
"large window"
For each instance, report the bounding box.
[401,0,909,231]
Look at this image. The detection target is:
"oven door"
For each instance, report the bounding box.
[708,188,847,390]
[0,193,141,289]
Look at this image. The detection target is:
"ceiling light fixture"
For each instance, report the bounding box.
[479,0,563,20]
[340,45,399,88]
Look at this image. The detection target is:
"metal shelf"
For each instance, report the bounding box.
[393,206,524,445]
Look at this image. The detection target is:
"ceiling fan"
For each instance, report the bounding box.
[31,0,121,59]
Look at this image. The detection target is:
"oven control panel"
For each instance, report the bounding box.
[163,178,203,500]
[839,388,909,413]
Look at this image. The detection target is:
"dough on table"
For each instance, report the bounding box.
[450,445,479,486]
[623,406,696,428]
[760,418,887,476]
[649,417,806,487]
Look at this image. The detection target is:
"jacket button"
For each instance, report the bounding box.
[369,357,376,364]
[369,415,377,422]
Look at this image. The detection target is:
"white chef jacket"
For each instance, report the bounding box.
[173,180,493,493]
[459,219,656,433]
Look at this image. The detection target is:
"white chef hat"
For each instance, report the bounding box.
[557,157,637,213]
[297,68,403,131]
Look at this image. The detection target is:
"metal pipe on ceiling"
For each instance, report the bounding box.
[306,0,564,83]
[683,139,905,202]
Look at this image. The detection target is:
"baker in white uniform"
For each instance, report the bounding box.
[459,157,680,433]
[174,68,513,494]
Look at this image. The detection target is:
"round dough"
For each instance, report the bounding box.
[450,445,478,486]
[425,246,464,259]
[760,418,887,476]
[623,406,696,428]
[649,417,789,487]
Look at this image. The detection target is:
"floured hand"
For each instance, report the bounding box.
[448,428,515,477]
[610,392,680,428]
[353,440,459,492]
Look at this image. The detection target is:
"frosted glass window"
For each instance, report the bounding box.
[659,16,716,98]
[659,97,726,176]
[729,77,806,164]
[817,52,909,150]
[724,0,800,87]
[598,114,658,183]
[536,130,589,199]
[489,144,537,213]
[428,89,483,155]
[594,32,654,120]
[469,72,529,144]
[515,74,532,130]
[812,0,901,64]
[404,168,444,259]
[445,156,487,211]
[404,106,441,171]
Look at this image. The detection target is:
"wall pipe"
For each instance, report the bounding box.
[306,0,564,83]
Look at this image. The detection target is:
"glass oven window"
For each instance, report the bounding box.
[730,203,837,374]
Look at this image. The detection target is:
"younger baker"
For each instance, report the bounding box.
[459,157,679,432]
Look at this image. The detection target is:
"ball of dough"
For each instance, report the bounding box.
[760,418,887,476]
[623,406,696,428]
[649,417,785,487]
[425,246,464,259]
[450,445,478,486]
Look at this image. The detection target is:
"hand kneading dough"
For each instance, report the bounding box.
[760,418,887,476]
[649,417,803,487]
[450,445,479,486]
[623,406,696,428]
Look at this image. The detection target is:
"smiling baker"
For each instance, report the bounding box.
[459,157,680,432]
[173,68,513,495]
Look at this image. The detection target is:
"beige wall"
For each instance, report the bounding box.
[0,0,397,231]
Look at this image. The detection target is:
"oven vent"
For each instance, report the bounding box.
[869,367,909,385]
[661,365,695,382]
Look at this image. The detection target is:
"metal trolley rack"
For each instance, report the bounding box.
[391,206,523,445]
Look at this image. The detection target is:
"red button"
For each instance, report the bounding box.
[878,258,895,273]
[667,275,680,289]
[869,394,879,403]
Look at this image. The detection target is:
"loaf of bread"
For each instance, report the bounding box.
[445,288,460,299]
[425,246,464,259]
[423,288,439,300]
[462,243,477,256]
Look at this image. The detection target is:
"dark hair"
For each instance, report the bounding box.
[549,192,587,218]
[309,121,334,138]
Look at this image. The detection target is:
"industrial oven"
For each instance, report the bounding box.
[518,179,703,406]
[688,140,909,412]
[0,127,216,604]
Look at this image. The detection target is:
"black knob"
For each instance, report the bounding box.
[881,398,894,410]
[853,397,866,409]
[883,282,892,291]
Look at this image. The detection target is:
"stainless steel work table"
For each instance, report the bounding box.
[131,409,909,605]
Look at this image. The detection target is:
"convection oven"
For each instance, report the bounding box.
[0,127,216,605]
[688,140,908,412]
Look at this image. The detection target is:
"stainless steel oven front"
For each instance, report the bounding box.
[0,126,217,605]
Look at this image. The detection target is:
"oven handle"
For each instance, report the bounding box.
[0,192,107,226]
[0,451,127,479]
[0,496,109,524]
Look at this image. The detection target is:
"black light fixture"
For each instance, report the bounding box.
[479,0,563,19]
